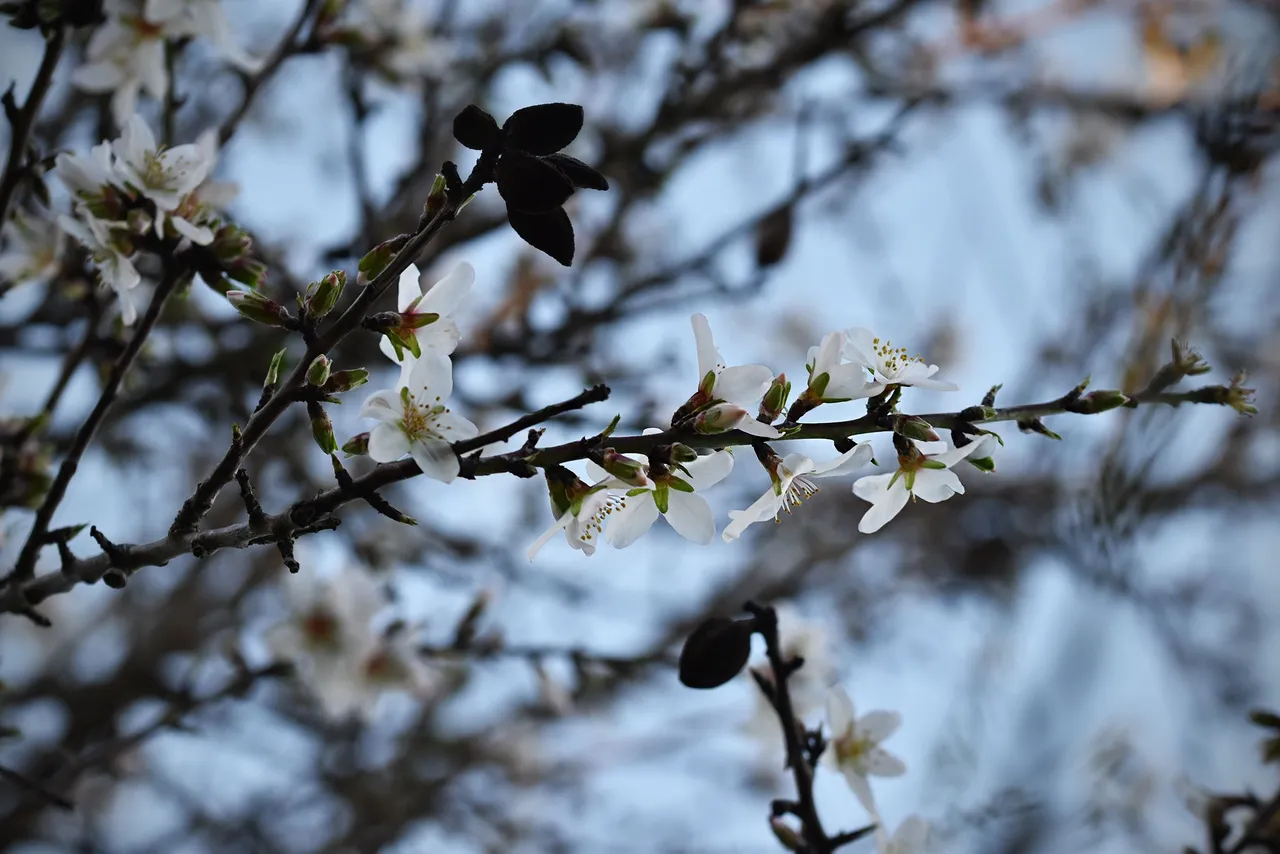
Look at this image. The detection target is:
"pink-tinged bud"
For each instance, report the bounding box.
[264,348,286,388]
[307,400,337,453]
[323,368,369,394]
[692,403,751,434]
[304,270,346,319]
[342,432,370,456]
[306,355,332,386]
[669,443,698,463]
[759,373,790,422]
[895,415,940,442]
[227,290,293,327]
[356,235,408,285]
[589,448,648,487]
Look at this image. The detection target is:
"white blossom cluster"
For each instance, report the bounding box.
[51,115,227,323]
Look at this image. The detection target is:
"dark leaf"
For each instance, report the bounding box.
[452,104,501,151]
[678,617,753,689]
[508,207,575,266]
[543,153,609,191]
[503,102,584,155]
[495,151,574,213]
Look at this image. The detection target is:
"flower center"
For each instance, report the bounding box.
[301,607,340,649]
[833,730,874,767]
[399,387,449,440]
[870,336,924,377]
[573,493,626,547]
[777,473,818,519]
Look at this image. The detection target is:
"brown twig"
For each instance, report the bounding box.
[0,26,66,225]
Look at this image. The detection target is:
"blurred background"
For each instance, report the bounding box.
[1,0,1279,851]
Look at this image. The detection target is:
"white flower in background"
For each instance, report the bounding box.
[343,0,453,84]
[688,312,775,409]
[144,0,262,72]
[268,564,435,720]
[111,115,219,243]
[843,327,958,396]
[825,685,906,814]
[743,604,837,759]
[723,444,872,542]
[57,212,143,324]
[526,485,628,560]
[805,330,878,402]
[852,437,992,534]
[0,210,64,287]
[877,815,929,854]
[593,446,734,548]
[360,349,478,483]
[55,142,119,201]
[380,261,474,377]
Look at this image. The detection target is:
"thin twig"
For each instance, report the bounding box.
[0,26,67,224]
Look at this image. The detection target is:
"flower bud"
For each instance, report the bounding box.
[543,465,586,518]
[589,448,649,487]
[323,368,369,394]
[362,311,400,333]
[227,290,294,328]
[958,405,996,422]
[692,403,752,434]
[769,818,802,852]
[304,270,345,319]
[1077,390,1130,414]
[357,235,407,285]
[758,373,790,423]
[669,443,698,463]
[307,400,337,453]
[306,355,332,386]
[264,348,286,388]
[342,432,370,457]
[678,617,754,689]
[1016,417,1062,440]
[422,173,448,224]
[895,415,940,442]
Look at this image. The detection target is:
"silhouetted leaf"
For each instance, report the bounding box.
[543,153,609,191]
[508,207,575,266]
[678,617,753,689]
[453,105,501,151]
[495,151,574,213]
[503,103,584,155]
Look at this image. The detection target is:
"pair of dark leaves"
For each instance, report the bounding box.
[453,102,608,266]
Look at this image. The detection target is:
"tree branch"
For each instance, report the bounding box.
[0,26,66,224]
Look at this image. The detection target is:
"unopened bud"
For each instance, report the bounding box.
[356,235,408,285]
[362,311,400,332]
[590,448,649,487]
[958,405,996,422]
[342,432,370,456]
[1076,390,1130,414]
[304,270,346,319]
[769,818,802,851]
[982,384,1003,408]
[693,403,752,434]
[895,415,940,442]
[227,290,293,328]
[264,348,286,388]
[423,173,448,223]
[211,224,253,260]
[306,355,332,386]
[323,368,369,394]
[759,373,790,422]
[678,617,754,689]
[543,465,586,518]
[307,400,337,453]
[1017,417,1062,440]
[226,257,267,288]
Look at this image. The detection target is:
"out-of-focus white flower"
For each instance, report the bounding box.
[55,142,119,201]
[743,604,837,761]
[593,447,735,548]
[877,815,929,854]
[340,0,453,85]
[851,437,992,534]
[825,685,907,814]
[57,212,142,324]
[0,210,64,287]
[111,115,218,242]
[360,349,478,483]
[144,0,262,72]
[843,327,958,396]
[723,445,872,542]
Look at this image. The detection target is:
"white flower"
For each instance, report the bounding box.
[144,0,262,72]
[877,815,929,854]
[851,437,991,534]
[0,210,63,287]
[693,402,782,438]
[595,447,734,548]
[360,350,478,483]
[55,141,119,199]
[723,444,872,542]
[111,115,218,241]
[526,485,628,560]
[690,312,774,408]
[344,0,453,85]
[57,212,142,324]
[825,685,906,814]
[71,6,168,127]
[806,330,877,401]
[743,604,836,759]
[843,327,958,395]
[379,261,473,378]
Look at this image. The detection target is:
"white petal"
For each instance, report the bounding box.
[928,436,991,469]
[736,416,782,438]
[812,444,873,478]
[170,215,214,245]
[722,489,784,542]
[855,479,909,534]
[410,437,459,483]
[822,363,876,400]
[407,348,453,399]
[367,423,409,462]
[713,364,773,405]
[359,389,403,423]
[417,261,473,317]
[857,710,902,743]
[690,312,721,380]
[812,330,845,375]
[891,816,929,853]
[684,450,734,491]
[432,408,478,442]
[526,512,572,561]
[825,685,856,734]
[912,376,960,392]
[396,263,421,311]
[780,453,817,478]
[841,767,878,815]
[851,471,895,503]
[663,490,715,544]
[606,495,659,549]
[415,317,461,355]
[910,468,963,503]
[842,326,878,369]
[863,747,907,777]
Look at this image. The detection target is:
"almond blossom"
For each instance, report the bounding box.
[825,685,907,814]
[805,330,878,402]
[111,115,219,244]
[526,483,628,560]
[56,213,143,324]
[722,444,872,542]
[852,437,992,534]
[596,448,735,548]
[0,210,64,288]
[379,261,474,379]
[683,312,774,415]
[336,0,454,86]
[843,327,958,396]
[877,815,929,854]
[360,350,478,483]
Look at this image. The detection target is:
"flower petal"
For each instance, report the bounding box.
[857,710,902,742]
[891,815,929,852]
[822,363,875,400]
[722,490,782,542]
[910,468,964,503]
[526,511,573,561]
[863,747,907,777]
[663,490,715,544]
[825,685,856,734]
[841,767,878,815]
[812,330,845,375]
[417,261,474,317]
[855,478,909,534]
[690,313,721,381]
[735,416,782,438]
[606,495,659,549]
[813,444,873,478]
[407,348,453,399]
[367,423,409,462]
[928,436,991,469]
[359,389,403,423]
[842,326,878,370]
[433,408,478,442]
[684,450,734,491]
[713,364,773,405]
[396,263,422,312]
[410,437,460,483]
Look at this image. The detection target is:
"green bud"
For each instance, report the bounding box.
[423,173,448,222]
[226,258,268,288]
[1017,418,1062,440]
[590,449,649,487]
[759,373,790,422]
[958,405,996,422]
[982,384,1003,408]
[769,818,802,851]
[357,235,407,285]
[1078,390,1130,414]
[342,432,370,457]
[692,403,750,434]
[323,368,370,394]
[306,355,332,386]
[669,444,698,463]
[304,270,346,319]
[307,400,337,453]
[264,348,286,388]
[227,290,293,327]
[895,415,940,442]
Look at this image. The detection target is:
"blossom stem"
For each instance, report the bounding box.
[0,26,67,226]
[7,263,185,584]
